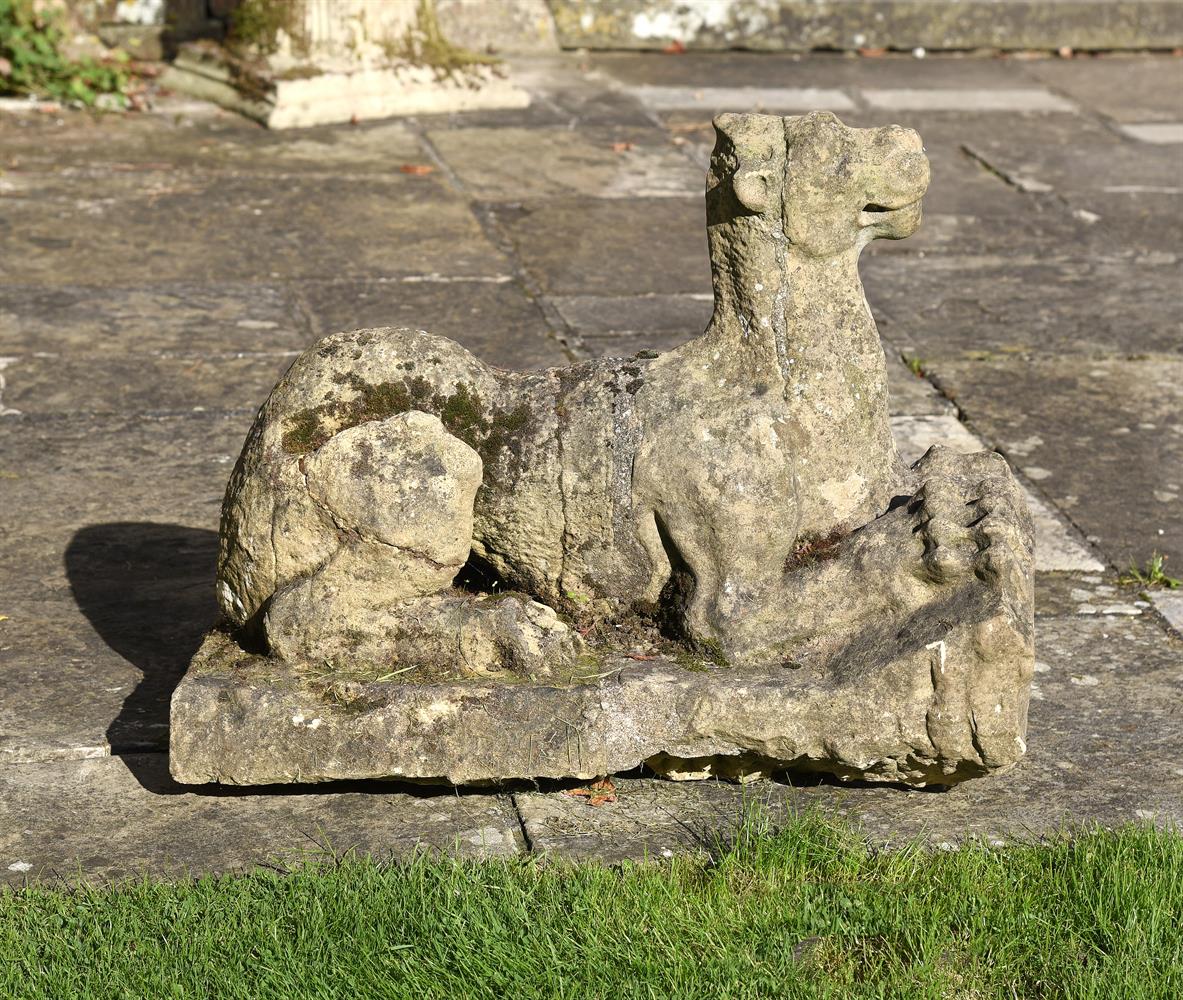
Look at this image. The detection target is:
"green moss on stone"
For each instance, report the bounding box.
[279,372,531,487]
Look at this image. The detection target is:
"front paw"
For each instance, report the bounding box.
[910,446,1033,590]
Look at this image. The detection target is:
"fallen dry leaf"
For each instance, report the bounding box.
[611,141,634,153]
[399,163,435,175]
[858,47,887,58]
[663,40,686,54]
[563,777,618,806]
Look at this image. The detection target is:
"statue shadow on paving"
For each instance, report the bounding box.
[66,522,216,791]
[65,522,507,800]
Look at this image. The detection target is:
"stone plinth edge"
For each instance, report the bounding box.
[170,615,1031,788]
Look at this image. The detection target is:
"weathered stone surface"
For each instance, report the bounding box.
[0,415,241,605]
[516,778,798,862]
[0,414,232,762]
[174,112,1034,789]
[632,85,855,114]
[592,49,1049,92]
[0,353,294,417]
[548,292,715,355]
[0,285,566,416]
[0,283,305,356]
[1033,572,1151,619]
[174,596,1028,786]
[0,755,521,885]
[436,0,559,54]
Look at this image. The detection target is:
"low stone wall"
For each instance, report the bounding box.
[548,0,1183,51]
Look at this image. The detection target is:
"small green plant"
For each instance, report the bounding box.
[389,0,500,80]
[902,353,926,377]
[1117,552,1181,590]
[0,0,131,106]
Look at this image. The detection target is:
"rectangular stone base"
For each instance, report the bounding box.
[169,621,1027,788]
[161,46,530,129]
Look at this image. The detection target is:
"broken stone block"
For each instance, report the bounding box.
[172,111,1034,788]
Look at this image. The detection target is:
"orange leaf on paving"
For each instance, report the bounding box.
[399,164,436,175]
[562,777,618,806]
[611,141,634,153]
[662,40,686,54]
[858,47,887,57]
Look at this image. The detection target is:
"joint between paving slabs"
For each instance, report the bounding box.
[508,791,535,853]
[406,118,585,363]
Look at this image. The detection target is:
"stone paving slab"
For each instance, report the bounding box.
[1022,56,1183,124]
[632,85,856,114]
[427,125,702,200]
[962,128,1183,198]
[547,292,714,352]
[0,172,509,285]
[0,590,210,762]
[586,50,1121,92]
[930,358,1183,569]
[1,114,426,175]
[0,755,522,885]
[0,415,238,604]
[489,197,710,296]
[864,253,1182,360]
[518,614,1183,860]
[1034,572,1154,620]
[296,277,569,369]
[0,282,306,356]
[1119,123,1183,145]
[862,88,1076,113]
[0,353,294,417]
[0,278,563,372]
[1152,591,1183,635]
[516,776,798,862]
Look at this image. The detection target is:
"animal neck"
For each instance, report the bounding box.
[700,235,877,386]
[696,231,902,535]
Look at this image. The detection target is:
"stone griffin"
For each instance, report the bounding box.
[189,111,1033,788]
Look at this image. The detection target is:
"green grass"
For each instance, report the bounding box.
[1,810,1180,999]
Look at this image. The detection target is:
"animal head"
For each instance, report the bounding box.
[706,110,931,258]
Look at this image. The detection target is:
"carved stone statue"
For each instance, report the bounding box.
[171,111,1034,789]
